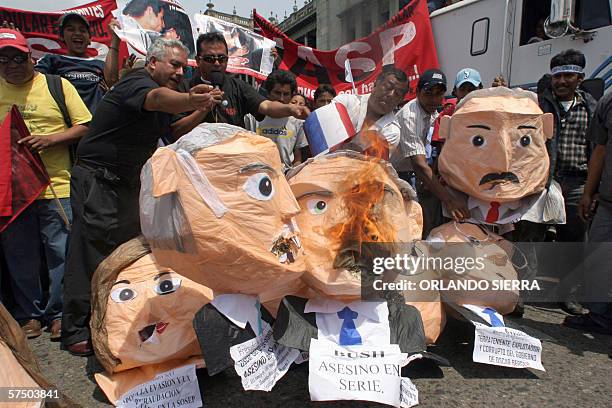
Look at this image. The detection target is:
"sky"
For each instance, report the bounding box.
[1,0,300,24]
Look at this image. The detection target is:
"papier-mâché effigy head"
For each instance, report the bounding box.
[140,123,305,295]
[286,151,423,300]
[90,237,212,374]
[438,87,554,202]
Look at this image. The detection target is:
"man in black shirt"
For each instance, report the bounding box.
[62,38,214,356]
[171,32,309,138]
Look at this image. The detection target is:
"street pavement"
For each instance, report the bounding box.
[30,305,612,408]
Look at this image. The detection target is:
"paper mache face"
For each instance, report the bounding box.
[428,222,519,314]
[103,253,212,372]
[286,152,423,299]
[438,87,554,202]
[140,124,305,295]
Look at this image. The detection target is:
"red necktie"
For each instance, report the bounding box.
[486,201,500,223]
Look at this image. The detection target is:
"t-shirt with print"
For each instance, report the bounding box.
[176,73,265,127]
[36,54,106,113]
[245,114,307,169]
[76,69,171,181]
[0,74,92,199]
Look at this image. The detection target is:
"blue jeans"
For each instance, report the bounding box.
[583,201,612,326]
[0,198,72,325]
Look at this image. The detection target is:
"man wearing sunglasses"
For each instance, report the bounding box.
[171,32,309,138]
[0,28,91,342]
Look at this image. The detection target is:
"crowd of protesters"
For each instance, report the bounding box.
[0,10,610,360]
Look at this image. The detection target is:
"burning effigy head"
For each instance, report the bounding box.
[139,123,305,295]
[286,150,423,300]
[90,237,212,374]
[438,87,554,202]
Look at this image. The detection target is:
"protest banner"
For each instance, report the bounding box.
[0,0,118,60]
[113,0,195,59]
[253,0,438,100]
[193,14,276,78]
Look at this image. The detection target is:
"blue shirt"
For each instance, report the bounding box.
[36,54,105,113]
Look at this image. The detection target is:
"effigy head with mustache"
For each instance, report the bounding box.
[437,87,554,204]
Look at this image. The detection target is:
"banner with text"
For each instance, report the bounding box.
[0,0,118,61]
[113,0,196,59]
[253,0,438,100]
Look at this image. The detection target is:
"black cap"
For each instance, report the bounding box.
[418,68,447,91]
[58,13,90,35]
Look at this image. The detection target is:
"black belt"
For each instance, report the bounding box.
[75,160,141,188]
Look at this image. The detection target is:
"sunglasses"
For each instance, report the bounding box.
[0,54,29,65]
[199,54,228,64]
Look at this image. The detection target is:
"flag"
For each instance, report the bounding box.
[0,106,51,233]
[344,59,354,83]
[344,59,357,95]
[304,101,356,156]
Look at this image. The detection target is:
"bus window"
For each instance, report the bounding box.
[575,0,612,30]
[520,0,551,45]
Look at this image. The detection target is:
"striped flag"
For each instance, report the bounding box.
[304,101,356,156]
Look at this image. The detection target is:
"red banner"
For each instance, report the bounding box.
[0,0,120,61]
[254,0,438,101]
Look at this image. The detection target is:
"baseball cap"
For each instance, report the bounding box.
[418,69,447,91]
[0,29,30,53]
[58,13,90,35]
[454,68,482,88]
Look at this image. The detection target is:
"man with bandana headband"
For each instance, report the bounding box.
[538,49,597,315]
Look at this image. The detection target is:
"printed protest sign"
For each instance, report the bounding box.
[400,378,419,408]
[230,324,300,392]
[308,339,411,407]
[116,364,201,408]
[473,323,545,371]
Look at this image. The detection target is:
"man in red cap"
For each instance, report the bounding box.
[0,29,91,342]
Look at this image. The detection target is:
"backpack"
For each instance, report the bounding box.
[44,74,77,164]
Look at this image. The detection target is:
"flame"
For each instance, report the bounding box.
[328,131,397,257]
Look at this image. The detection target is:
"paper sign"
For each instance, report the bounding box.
[230,324,300,391]
[400,378,419,408]
[117,364,201,408]
[295,351,309,364]
[473,323,545,371]
[308,339,409,407]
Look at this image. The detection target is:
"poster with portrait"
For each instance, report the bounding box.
[193,14,275,77]
[113,0,195,58]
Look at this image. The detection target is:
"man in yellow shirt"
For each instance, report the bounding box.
[0,29,90,341]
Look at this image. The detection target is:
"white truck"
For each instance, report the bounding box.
[430,0,612,94]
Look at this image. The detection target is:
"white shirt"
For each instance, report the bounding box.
[391,98,438,172]
[333,93,401,155]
